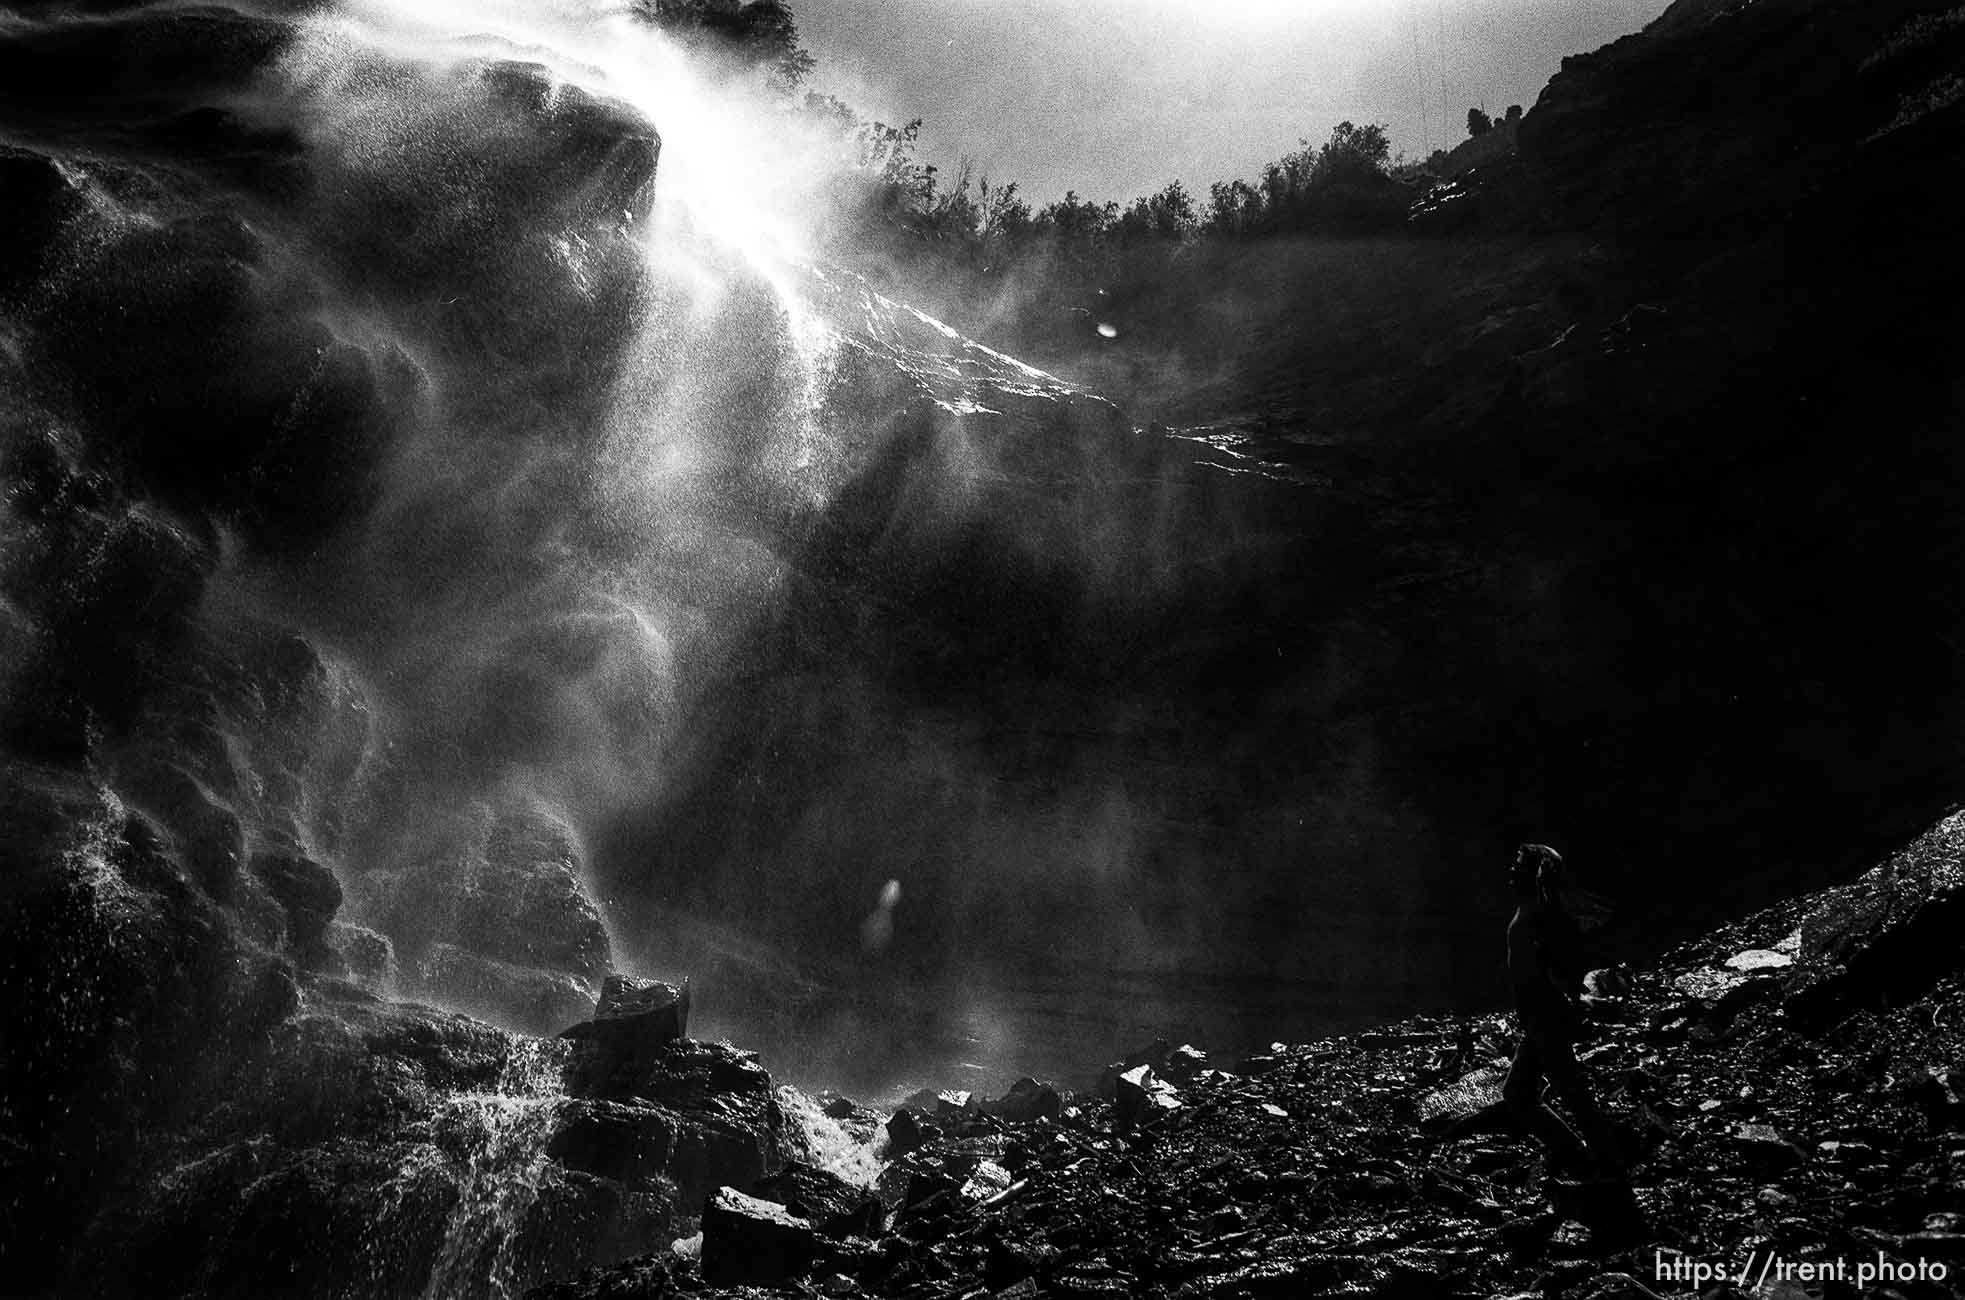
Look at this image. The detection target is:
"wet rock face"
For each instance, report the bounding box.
[248,847,343,963]
[0,765,270,1293]
[465,813,615,985]
[421,942,601,1039]
[377,805,613,1035]
[11,174,416,556]
[0,438,217,759]
[297,54,659,389]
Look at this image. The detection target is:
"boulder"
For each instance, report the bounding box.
[895,1087,975,1121]
[1097,1039,1173,1099]
[983,1077,1063,1124]
[581,974,690,1041]
[560,978,711,1098]
[749,1161,882,1237]
[1162,1044,1209,1084]
[884,1108,936,1159]
[1902,1067,1965,1131]
[699,1186,816,1286]
[1113,1064,1181,1130]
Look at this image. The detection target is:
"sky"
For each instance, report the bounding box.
[798,0,1674,206]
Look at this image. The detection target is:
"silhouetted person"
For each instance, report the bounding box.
[1503,844,1622,1178]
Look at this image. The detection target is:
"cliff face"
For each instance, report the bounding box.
[1518,0,1963,238]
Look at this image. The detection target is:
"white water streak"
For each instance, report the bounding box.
[420,1037,571,1300]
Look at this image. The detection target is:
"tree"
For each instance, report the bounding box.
[1205,178,1263,236]
[1116,180,1198,243]
[976,178,1032,248]
[1313,121,1391,184]
[1467,107,1493,137]
[1505,104,1524,127]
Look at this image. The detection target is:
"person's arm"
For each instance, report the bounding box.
[1537,906,1590,1001]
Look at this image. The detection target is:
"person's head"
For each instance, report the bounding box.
[1511,843,1563,902]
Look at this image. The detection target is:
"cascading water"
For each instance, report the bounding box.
[0,0,1277,1286]
[418,1038,572,1300]
[204,0,1167,1083]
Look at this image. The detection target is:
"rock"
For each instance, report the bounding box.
[885,1108,936,1159]
[248,849,342,958]
[1113,1064,1181,1130]
[548,1037,782,1242]
[1584,966,1634,997]
[548,1090,773,1232]
[1163,1044,1209,1084]
[1731,1123,1805,1170]
[1784,808,1965,1030]
[895,1087,978,1122]
[325,922,395,987]
[593,974,691,1040]
[419,942,598,1037]
[547,1099,686,1186]
[1653,970,1783,1047]
[1723,948,1794,972]
[983,1077,1063,1124]
[750,1161,882,1237]
[931,1089,981,1126]
[558,977,695,1107]
[1902,1067,1965,1130]
[112,759,244,903]
[1417,1066,1511,1135]
[956,1159,1014,1205]
[699,1186,816,1286]
[455,808,613,983]
[1097,1039,1173,1098]
[1670,967,1752,1002]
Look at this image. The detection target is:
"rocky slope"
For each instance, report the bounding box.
[527,809,1965,1300]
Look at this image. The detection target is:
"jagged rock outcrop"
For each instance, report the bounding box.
[1782,807,1965,1030]
[544,980,787,1261]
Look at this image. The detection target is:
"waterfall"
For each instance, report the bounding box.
[419,1038,572,1300]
